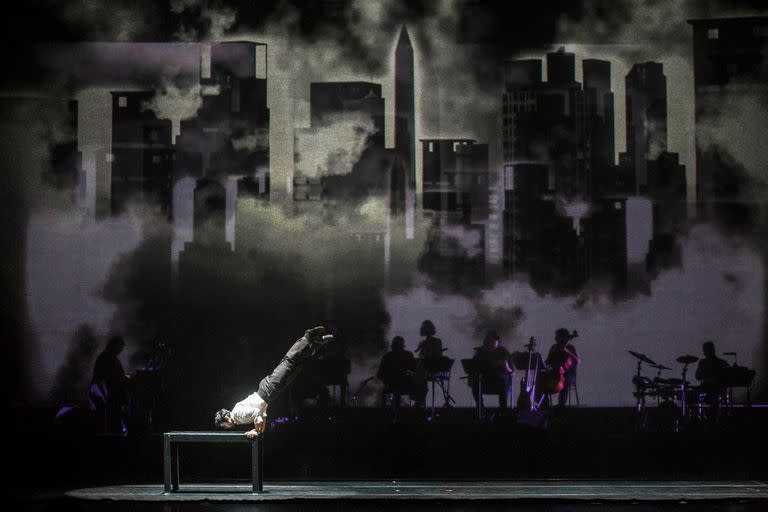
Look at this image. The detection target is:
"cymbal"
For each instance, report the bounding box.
[676,355,699,364]
[628,350,657,366]
[654,364,671,371]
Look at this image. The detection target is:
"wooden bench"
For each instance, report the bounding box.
[163,431,264,493]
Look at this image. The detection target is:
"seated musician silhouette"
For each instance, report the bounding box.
[695,341,729,400]
[89,335,129,435]
[471,331,514,410]
[545,328,580,407]
[377,336,426,407]
[415,320,445,373]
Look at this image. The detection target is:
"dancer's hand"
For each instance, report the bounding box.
[245,415,267,438]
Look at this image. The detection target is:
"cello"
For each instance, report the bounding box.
[541,330,579,394]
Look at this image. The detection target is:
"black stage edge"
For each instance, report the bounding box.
[14,405,768,511]
[63,481,768,502]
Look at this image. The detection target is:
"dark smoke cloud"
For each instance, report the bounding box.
[471,303,525,341]
[98,192,426,423]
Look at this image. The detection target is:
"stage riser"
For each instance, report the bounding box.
[13,412,768,488]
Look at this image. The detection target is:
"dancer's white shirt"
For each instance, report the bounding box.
[230,391,268,425]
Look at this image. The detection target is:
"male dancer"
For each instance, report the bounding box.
[215,326,333,438]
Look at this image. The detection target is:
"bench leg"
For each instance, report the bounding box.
[163,436,172,492]
[172,443,180,491]
[251,435,263,493]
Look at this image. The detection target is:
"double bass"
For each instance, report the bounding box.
[515,337,544,411]
[541,330,579,394]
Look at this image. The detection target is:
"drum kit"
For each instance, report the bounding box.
[629,350,755,430]
[630,350,704,418]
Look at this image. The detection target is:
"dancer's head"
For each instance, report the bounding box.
[214,408,234,429]
[391,336,405,351]
[420,320,436,337]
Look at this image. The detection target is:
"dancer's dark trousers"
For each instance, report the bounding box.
[257,336,320,404]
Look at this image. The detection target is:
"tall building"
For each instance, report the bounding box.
[291,80,394,278]
[689,16,768,229]
[110,91,173,215]
[618,62,687,285]
[501,50,590,288]
[583,59,615,197]
[502,59,543,167]
[293,81,390,210]
[174,41,269,277]
[395,26,415,185]
[615,61,686,281]
[175,42,270,186]
[502,163,548,274]
[543,48,588,198]
[622,62,667,194]
[421,139,490,221]
[646,151,687,236]
[183,42,269,219]
[584,197,628,292]
[392,26,416,231]
[309,82,385,146]
[420,139,490,288]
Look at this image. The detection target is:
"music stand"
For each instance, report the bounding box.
[422,356,455,420]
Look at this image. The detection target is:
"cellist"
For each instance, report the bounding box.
[545,328,580,407]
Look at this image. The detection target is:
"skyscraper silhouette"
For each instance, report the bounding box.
[308,82,385,147]
[421,139,489,221]
[110,91,173,216]
[689,16,768,229]
[175,42,270,182]
[583,59,615,198]
[392,25,416,229]
[623,62,667,195]
[395,26,415,185]
[293,81,389,210]
[419,139,490,288]
[500,52,590,289]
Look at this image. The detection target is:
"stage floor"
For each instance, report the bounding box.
[66,480,768,502]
